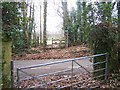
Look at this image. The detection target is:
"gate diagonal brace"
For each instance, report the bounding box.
[73,60,91,76]
[19,69,36,79]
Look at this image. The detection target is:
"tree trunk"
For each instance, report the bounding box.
[82,2,87,43]
[62,1,69,47]
[22,2,29,49]
[0,4,2,89]
[43,0,47,51]
[118,1,120,38]
[31,4,35,47]
[33,24,36,47]
[40,2,42,45]
[28,2,32,48]
[76,0,82,43]
[117,1,120,64]
[2,41,12,88]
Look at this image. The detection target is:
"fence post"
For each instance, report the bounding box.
[105,53,109,82]
[17,68,20,90]
[11,61,14,88]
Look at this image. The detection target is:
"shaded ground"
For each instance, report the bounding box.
[12,45,91,60]
[13,45,120,89]
[16,73,102,89]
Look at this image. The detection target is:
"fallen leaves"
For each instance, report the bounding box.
[15,73,102,89]
[13,45,91,60]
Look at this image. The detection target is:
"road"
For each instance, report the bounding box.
[13,58,93,79]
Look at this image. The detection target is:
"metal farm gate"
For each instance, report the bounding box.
[15,53,108,90]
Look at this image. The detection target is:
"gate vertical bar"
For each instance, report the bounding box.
[11,61,14,88]
[17,68,20,90]
[105,53,108,82]
[71,60,74,90]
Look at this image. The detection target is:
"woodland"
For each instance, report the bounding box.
[1,0,120,89]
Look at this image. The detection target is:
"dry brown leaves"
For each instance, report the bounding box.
[16,73,101,89]
[13,45,91,60]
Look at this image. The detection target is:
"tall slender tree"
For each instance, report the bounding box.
[40,2,42,45]
[62,0,70,47]
[117,1,120,64]
[82,2,88,43]
[0,3,2,89]
[62,0,69,31]
[28,2,32,48]
[22,2,29,48]
[87,3,95,48]
[32,4,36,46]
[43,0,47,50]
[118,2,120,31]
[76,0,82,43]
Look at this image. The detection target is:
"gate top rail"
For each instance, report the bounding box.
[17,53,108,70]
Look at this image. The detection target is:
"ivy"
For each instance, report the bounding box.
[2,2,20,41]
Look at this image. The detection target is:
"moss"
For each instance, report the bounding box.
[2,41,12,88]
[0,41,2,89]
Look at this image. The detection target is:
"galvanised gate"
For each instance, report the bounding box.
[15,53,108,90]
